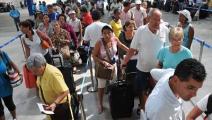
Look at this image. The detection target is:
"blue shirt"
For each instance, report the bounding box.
[157,46,192,69]
[48,12,59,21]
[0,51,12,97]
[9,9,20,18]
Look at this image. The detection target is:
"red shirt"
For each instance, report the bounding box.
[82,12,93,27]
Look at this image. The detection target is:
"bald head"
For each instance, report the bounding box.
[148,8,162,33]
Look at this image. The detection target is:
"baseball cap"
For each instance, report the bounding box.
[68,10,76,15]
[177,9,192,22]
[135,0,142,4]
[135,0,141,4]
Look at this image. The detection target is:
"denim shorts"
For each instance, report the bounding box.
[134,69,151,93]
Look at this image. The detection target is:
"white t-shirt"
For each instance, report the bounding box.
[145,69,185,120]
[130,24,168,72]
[21,30,48,56]
[68,18,81,33]
[120,10,134,26]
[197,94,212,120]
[83,21,108,47]
[130,7,147,28]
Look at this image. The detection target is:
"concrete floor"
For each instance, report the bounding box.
[0,8,212,120]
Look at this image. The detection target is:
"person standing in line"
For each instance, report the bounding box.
[131,0,147,28]
[186,93,212,120]
[26,53,72,120]
[123,8,168,113]
[157,27,193,69]
[145,58,206,120]
[92,25,128,113]
[68,10,83,47]
[177,9,194,49]
[110,8,122,38]
[9,5,20,31]
[120,1,134,25]
[0,50,20,120]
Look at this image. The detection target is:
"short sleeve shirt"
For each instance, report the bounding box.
[110,20,122,38]
[83,21,108,47]
[157,46,192,69]
[37,64,69,104]
[145,69,185,120]
[130,25,167,72]
[68,18,81,33]
[21,30,48,56]
[131,7,147,27]
[0,51,12,97]
[120,10,134,25]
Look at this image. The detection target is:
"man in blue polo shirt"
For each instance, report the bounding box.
[9,5,20,31]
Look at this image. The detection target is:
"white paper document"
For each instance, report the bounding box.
[37,103,54,115]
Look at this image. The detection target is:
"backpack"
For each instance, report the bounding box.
[205,94,212,118]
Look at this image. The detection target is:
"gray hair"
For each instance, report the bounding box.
[148,8,161,17]
[26,53,46,69]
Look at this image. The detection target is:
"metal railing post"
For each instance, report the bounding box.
[199,40,205,62]
[87,49,97,92]
[78,94,86,120]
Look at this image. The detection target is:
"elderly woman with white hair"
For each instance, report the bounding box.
[26,53,72,120]
[157,27,193,69]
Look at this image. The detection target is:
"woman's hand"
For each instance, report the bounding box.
[46,103,57,111]
[102,61,113,68]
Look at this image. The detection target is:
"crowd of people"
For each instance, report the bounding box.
[1,0,211,120]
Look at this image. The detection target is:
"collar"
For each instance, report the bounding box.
[164,78,182,105]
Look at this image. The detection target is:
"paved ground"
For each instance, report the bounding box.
[0,8,212,120]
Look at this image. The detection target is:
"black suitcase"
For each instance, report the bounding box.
[77,45,90,63]
[108,80,134,119]
[58,65,79,120]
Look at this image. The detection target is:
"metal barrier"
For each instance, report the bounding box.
[193,37,212,62]
[0,33,22,49]
[77,46,92,120]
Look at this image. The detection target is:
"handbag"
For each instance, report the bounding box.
[70,49,82,65]
[23,65,37,88]
[0,51,23,88]
[60,45,71,59]
[50,49,64,68]
[41,40,50,49]
[95,40,115,80]
[36,30,50,49]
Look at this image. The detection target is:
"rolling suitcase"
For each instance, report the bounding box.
[77,45,90,63]
[58,65,79,120]
[55,57,79,120]
[108,80,134,119]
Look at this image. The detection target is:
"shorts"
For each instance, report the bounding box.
[134,69,151,93]
[0,95,16,117]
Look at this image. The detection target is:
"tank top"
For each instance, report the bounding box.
[99,38,118,63]
[182,23,192,48]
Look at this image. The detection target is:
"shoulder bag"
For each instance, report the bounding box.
[0,51,22,88]
[95,39,115,80]
[36,30,51,49]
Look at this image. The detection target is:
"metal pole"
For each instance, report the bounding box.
[78,94,86,120]
[19,35,27,60]
[199,41,205,62]
[87,51,97,92]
